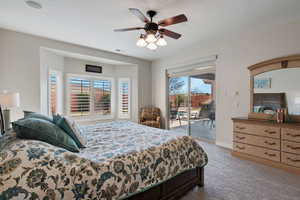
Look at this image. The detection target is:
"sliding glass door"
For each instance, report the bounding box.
[168,73,216,141]
[168,76,189,136]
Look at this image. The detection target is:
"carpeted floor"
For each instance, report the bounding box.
[180,141,300,200]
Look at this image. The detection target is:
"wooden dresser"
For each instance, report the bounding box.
[232,117,300,174]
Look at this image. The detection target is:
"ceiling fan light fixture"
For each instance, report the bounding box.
[147,43,157,50]
[145,33,157,43]
[115,8,187,50]
[156,35,167,46]
[136,35,147,47]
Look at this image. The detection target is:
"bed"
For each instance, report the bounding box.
[0,121,208,200]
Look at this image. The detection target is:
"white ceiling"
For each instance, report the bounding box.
[1,0,300,61]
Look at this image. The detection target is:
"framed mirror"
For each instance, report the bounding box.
[248,55,300,122]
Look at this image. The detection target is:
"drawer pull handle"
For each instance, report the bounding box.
[236,136,246,140]
[286,145,300,150]
[236,126,246,130]
[264,130,276,134]
[264,141,276,145]
[235,145,245,150]
[264,152,276,157]
[286,133,300,137]
[287,157,300,162]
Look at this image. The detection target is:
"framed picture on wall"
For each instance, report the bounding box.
[254,78,272,89]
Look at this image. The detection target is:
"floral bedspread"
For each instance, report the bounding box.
[0,121,208,200]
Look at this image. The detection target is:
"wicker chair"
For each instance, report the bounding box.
[139,107,161,128]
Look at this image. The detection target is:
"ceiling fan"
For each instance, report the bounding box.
[114,8,188,50]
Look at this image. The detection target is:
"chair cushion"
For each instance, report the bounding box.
[12,118,79,152]
[55,116,86,148]
[141,120,160,128]
[141,107,160,121]
[25,113,53,123]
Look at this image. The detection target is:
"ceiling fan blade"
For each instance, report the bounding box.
[160,29,182,39]
[158,14,187,27]
[129,8,150,23]
[114,27,144,32]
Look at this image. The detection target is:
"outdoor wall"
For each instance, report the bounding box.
[0,28,151,122]
[152,21,300,149]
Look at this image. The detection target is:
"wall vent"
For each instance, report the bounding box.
[85,65,102,73]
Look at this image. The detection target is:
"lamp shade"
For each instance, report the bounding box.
[0,92,20,108]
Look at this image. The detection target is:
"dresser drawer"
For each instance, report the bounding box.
[281,152,300,168]
[234,122,280,139]
[234,133,280,150]
[233,143,280,162]
[282,128,300,143]
[282,140,300,155]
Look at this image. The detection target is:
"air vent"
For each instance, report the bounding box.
[86,65,102,73]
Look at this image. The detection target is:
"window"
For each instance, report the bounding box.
[118,78,130,119]
[93,80,112,115]
[68,75,114,118]
[48,71,58,115]
[69,77,91,116]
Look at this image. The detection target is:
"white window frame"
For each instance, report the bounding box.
[48,69,63,116]
[66,73,115,120]
[118,78,131,119]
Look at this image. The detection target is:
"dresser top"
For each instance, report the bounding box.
[232,117,300,128]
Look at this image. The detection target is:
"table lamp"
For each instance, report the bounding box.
[0,92,20,134]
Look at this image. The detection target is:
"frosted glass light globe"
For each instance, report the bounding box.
[156,36,167,46]
[145,33,157,43]
[136,37,147,47]
[147,43,157,50]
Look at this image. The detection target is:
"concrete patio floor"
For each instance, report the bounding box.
[170,119,216,141]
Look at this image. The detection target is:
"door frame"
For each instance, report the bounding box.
[166,67,216,137]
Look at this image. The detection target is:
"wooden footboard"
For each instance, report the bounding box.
[126,167,204,200]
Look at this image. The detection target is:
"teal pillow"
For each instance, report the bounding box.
[12,118,79,153]
[53,114,62,124]
[26,113,53,123]
[55,117,85,148]
[23,110,35,118]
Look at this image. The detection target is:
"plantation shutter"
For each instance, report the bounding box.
[49,73,57,115]
[118,78,130,118]
[69,77,91,116]
[93,79,112,115]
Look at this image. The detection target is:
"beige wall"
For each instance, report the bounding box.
[0,28,152,121]
[152,21,300,149]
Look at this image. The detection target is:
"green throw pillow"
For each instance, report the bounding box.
[12,118,79,152]
[55,117,86,148]
[23,110,35,118]
[25,113,53,123]
[52,114,62,124]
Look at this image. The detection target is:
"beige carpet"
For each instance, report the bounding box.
[181,141,300,200]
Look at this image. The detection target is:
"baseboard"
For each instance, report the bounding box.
[216,141,232,150]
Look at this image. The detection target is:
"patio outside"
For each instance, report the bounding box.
[169,74,216,141]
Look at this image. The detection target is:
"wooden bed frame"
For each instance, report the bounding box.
[126,167,204,200]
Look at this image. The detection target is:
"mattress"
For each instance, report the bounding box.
[0,121,208,200]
